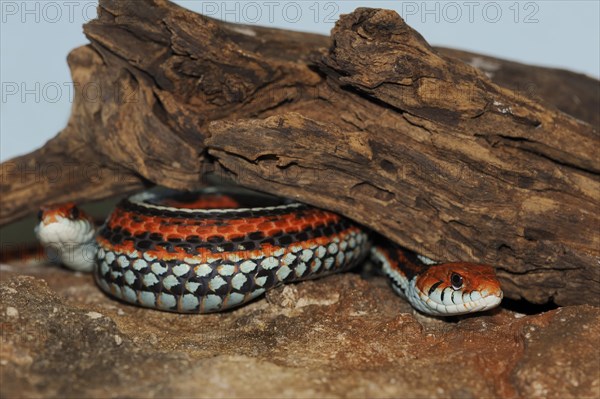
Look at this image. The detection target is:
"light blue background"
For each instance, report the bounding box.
[1,1,599,161]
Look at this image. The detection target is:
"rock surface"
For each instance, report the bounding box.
[1,262,598,398]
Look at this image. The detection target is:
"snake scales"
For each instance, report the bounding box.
[35,187,502,316]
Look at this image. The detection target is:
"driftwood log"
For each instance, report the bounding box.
[1,0,598,306]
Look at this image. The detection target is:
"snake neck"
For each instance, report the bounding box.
[370,245,428,300]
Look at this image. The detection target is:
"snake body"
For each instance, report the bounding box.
[35,188,503,316]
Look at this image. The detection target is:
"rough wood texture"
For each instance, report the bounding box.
[436,47,600,128]
[1,0,598,306]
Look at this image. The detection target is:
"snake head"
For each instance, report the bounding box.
[37,203,85,225]
[34,203,96,259]
[412,262,503,316]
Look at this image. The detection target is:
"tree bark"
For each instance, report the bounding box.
[1,0,598,306]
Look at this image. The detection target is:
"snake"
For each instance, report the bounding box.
[34,187,503,316]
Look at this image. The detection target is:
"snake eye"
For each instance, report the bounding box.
[69,206,80,220]
[37,209,44,221]
[450,273,463,290]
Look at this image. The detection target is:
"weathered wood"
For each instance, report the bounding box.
[1,1,598,306]
[436,47,600,128]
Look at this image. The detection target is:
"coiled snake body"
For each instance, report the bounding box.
[35,188,502,316]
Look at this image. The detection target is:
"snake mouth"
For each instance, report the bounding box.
[418,288,504,316]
